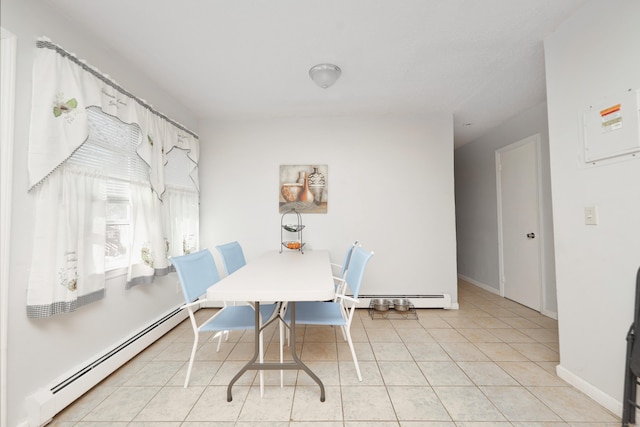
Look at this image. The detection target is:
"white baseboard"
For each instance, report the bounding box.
[556,364,622,417]
[24,305,187,427]
[458,274,500,295]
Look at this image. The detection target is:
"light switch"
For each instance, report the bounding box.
[584,206,599,225]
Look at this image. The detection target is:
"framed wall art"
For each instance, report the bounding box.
[279,164,327,213]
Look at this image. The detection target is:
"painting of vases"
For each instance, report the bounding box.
[279,165,327,213]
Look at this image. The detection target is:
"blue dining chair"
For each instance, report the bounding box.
[280,246,374,382]
[170,249,278,391]
[215,241,253,344]
[282,240,360,347]
[216,241,247,276]
[331,240,358,295]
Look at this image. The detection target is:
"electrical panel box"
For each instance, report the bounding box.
[582,89,640,164]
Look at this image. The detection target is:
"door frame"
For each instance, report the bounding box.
[495,134,546,311]
[0,26,17,427]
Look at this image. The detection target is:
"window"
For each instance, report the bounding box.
[67,107,147,270]
[66,106,199,272]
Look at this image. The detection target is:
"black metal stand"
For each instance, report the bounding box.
[280,209,305,253]
[622,267,640,426]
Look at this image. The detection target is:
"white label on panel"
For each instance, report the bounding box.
[582,89,640,163]
[600,104,623,133]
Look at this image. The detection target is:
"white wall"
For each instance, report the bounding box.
[454,102,557,315]
[1,1,199,425]
[198,114,458,302]
[544,0,640,414]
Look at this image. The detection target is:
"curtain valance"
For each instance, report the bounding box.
[28,37,199,198]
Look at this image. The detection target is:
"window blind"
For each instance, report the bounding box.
[67,106,148,184]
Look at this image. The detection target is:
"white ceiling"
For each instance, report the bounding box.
[45,0,587,148]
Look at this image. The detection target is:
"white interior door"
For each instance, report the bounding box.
[497,135,542,311]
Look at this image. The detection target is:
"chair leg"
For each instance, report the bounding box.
[259,331,265,397]
[339,324,347,341]
[216,330,224,352]
[345,331,362,381]
[279,320,285,387]
[184,334,199,388]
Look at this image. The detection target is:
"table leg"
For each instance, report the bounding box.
[226,302,261,402]
[225,301,326,402]
[288,302,325,402]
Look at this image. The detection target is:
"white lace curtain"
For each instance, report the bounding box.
[26,38,200,318]
[27,167,107,318]
[163,186,200,258]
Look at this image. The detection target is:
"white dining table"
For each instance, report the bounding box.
[205,249,335,402]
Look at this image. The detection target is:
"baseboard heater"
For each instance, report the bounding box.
[26,306,187,427]
[357,294,454,309]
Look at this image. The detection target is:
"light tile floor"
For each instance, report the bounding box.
[49,280,621,426]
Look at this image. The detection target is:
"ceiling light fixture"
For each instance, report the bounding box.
[309,63,341,89]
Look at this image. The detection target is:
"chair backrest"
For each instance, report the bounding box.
[338,240,359,279]
[343,246,374,298]
[216,241,247,275]
[170,249,221,302]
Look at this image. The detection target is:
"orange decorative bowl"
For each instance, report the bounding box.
[284,241,301,249]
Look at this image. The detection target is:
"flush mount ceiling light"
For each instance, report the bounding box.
[309,63,341,89]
